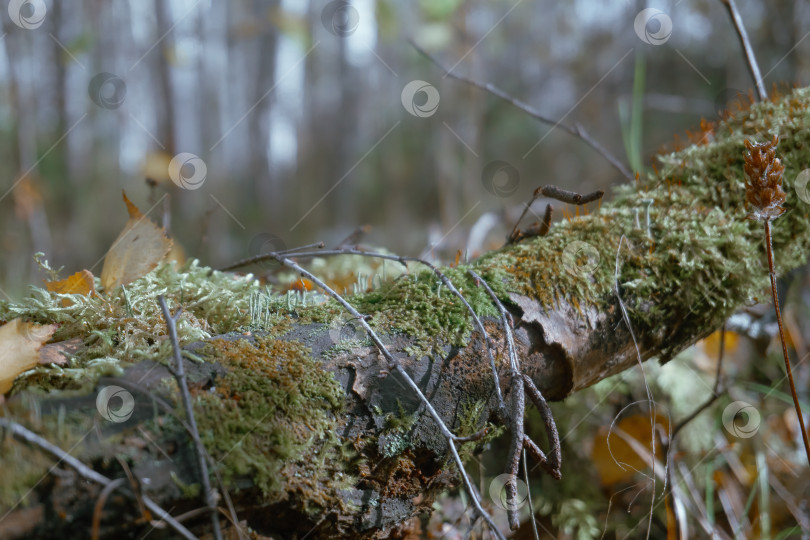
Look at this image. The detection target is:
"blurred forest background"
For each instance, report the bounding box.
[1,0,808,298]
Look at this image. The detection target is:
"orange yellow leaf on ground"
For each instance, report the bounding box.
[0,319,58,394]
[700,330,739,358]
[289,278,314,292]
[591,413,669,486]
[100,191,172,292]
[45,269,96,306]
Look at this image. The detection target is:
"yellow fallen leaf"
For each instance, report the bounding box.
[100,191,172,291]
[695,330,740,374]
[700,329,739,358]
[0,319,58,394]
[45,269,96,306]
[591,413,669,486]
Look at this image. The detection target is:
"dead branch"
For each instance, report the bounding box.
[0,419,197,540]
[720,0,767,101]
[159,296,223,540]
[410,40,634,181]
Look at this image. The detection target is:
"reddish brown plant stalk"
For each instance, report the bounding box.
[744,135,810,466]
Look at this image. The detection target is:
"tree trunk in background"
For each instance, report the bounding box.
[249,0,279,209]
[153,0,177,157]
[1,18,50,276]
[334,28,358,227]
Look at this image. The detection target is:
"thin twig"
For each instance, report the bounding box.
[505,374,526,531]
[257,253,507,540]
[467,269,519,373]
[522,374,561,478]
[720,0,767,101]
[91,478,127,540]
[764,220,810,465]
[454,426,494,443]
[284,241,326,253]
[410,39,634,181]
[159,296,222,540]
[540,185,604,206]
[467,269,562,530]
[209,466,245,539]
[614,236,656,540]
[219,242,325,271]
[0,418,197,540]
[509,184,603,245]
[513,203,553,244]
[522,448,540,540]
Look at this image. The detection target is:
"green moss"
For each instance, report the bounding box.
[343,265,501,357]
[186,335,353,513]
[455,399,506,460]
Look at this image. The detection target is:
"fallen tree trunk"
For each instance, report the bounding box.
[2,88,810,538]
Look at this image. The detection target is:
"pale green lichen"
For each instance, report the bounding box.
[379,400,419,458]
[0,259,262,392]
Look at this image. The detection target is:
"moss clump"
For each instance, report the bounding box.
[345,265,501,357]
[455,399,505,461]
[474,86,810,353]
[189,335,353,513]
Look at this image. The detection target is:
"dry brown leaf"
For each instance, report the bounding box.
[38,337,84,366]
[100,191,172,291]
[45,269,96,306]
[0,319,58,394]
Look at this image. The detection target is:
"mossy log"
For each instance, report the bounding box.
[2,88,810,538]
